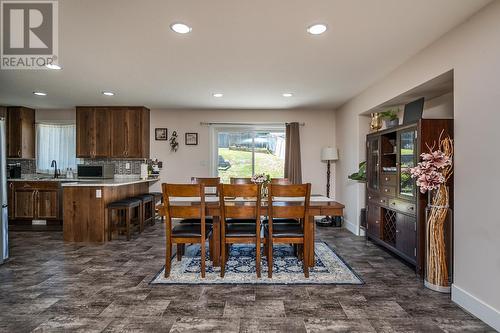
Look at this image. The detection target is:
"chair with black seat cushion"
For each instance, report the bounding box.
[162,183,212,278]
[178,177,220,226]
[220,183,262,278]
[264,183,311,278]
[108,198,143,241]
[270,178,290,185]
[230,177,253,184]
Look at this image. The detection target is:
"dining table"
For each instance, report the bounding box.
[159,194,345,267]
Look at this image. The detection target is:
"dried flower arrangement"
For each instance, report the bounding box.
[410,131,453,290]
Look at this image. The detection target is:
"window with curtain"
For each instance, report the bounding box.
[36,123,77,173]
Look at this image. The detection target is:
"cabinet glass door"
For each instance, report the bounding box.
[398,129,417,198]
[367,137,380,191]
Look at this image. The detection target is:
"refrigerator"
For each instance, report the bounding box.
[0,118,8,264]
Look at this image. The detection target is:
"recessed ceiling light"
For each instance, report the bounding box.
[33,91,47,96]
[170,23,192,34]
[45,63,62,70]
[102,91,115,96]
[307,24,327,35]
[282,92,293,97]
[212,93,223,98]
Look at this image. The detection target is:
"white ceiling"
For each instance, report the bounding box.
[0,0,491,110]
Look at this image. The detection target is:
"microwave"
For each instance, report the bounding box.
[77,164,114,179]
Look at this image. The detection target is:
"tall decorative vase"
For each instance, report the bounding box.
[424,186,452,293]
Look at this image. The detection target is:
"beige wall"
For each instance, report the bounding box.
[335,1,500,329]
[149,109,336,195]
[36,109,76,123]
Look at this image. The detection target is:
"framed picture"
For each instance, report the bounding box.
[185,132,198,145]
[155,128,168,141]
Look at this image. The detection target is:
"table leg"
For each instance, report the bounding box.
[307,215,315,267]
[212,216,221,267]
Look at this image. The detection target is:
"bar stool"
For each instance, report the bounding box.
[150,192,164,223]
[134,194,155,227]
[107,198,142,241]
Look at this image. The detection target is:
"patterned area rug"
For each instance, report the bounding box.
[150,242,363,285]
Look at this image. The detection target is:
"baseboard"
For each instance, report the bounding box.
[343,218,360,236]
[452,284,500,331]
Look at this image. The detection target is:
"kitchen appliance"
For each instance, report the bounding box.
[7,163,21,179]
[1,119,9,264]
[77,164,114,179]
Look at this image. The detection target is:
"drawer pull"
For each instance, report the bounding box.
[384,189,389,192]
[375,221,379,224]
[408,206,414,211]
[385,177,389,181]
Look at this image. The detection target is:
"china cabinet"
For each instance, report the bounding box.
[366,119,453,275]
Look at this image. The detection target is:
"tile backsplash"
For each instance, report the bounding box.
[82,158,143,175]
[7,159,36,174]
[8,158,144,176]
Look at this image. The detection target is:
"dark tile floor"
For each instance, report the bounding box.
[0,222,494,332]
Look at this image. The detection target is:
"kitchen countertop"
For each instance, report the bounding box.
[61,178,158,187]
[8,175,159,187]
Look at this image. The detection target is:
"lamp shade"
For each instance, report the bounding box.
[321,147,338,161]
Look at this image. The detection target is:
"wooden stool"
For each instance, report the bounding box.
[150,192,163,223]
[134,194,155,227]
[107,198,142,241]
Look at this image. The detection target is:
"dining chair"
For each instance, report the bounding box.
[179,177,220,225]
[230,177,253,184]
[264,183,311,278]
[270,178,290,185]
[219,183,262,278]
[191,177,220,196]
[162,183,212,278]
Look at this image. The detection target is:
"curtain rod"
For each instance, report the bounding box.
[200,122,305,126]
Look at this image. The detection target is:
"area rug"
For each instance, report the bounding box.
[150,242,363,285]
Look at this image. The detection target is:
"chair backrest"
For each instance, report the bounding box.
[270,178,290,185]
[230,177,253,184]
[191,177,220,195]
[267,183,311,220]
[219,184,261,220]
[162,183,206,220]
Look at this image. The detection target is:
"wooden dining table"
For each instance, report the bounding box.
[159,195,345,267]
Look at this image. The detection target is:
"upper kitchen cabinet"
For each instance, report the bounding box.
[6,107,35,158]
[76,107,111,158]
[76,106,150,159]
[110,107,149,158]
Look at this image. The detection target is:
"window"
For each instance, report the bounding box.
[36,123,77,173]
[212,125,285,183]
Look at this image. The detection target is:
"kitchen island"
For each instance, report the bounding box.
[62,178,157,242]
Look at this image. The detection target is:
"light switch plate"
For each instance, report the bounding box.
[96,189,102,198]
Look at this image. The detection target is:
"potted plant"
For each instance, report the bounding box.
[348,161,366,182]
[380,108,399,128]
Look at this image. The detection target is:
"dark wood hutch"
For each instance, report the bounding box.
[365,119,453,275]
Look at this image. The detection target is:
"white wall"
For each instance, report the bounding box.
[335,1,500,329]
[149,109,336,195]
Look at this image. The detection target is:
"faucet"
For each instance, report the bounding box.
[50,160,59,179]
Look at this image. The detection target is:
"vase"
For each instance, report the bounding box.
[424,186,452,293]
[384,118,399,128]
[370,113,382,131]
[261,183,268,198]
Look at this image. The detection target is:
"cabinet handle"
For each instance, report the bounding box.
[380,199,384,203]
[375,220,379,224]
[17,150,21,157]
[408,206,414,211]
[385,177,389,181]
[368,196,372,200]
[384,189,389,192]
[396,230,399,233]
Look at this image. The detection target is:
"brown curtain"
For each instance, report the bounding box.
[284,122,302,184]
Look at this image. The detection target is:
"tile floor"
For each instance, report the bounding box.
[0,222,494,332]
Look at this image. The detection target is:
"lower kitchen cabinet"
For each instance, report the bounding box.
[8,181,62,224]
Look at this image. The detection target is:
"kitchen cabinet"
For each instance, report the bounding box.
[77,106,149,159]
[8,182,62,222]
[5,107,35,158]
[366,203,380,239]
[76,107,111,158]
